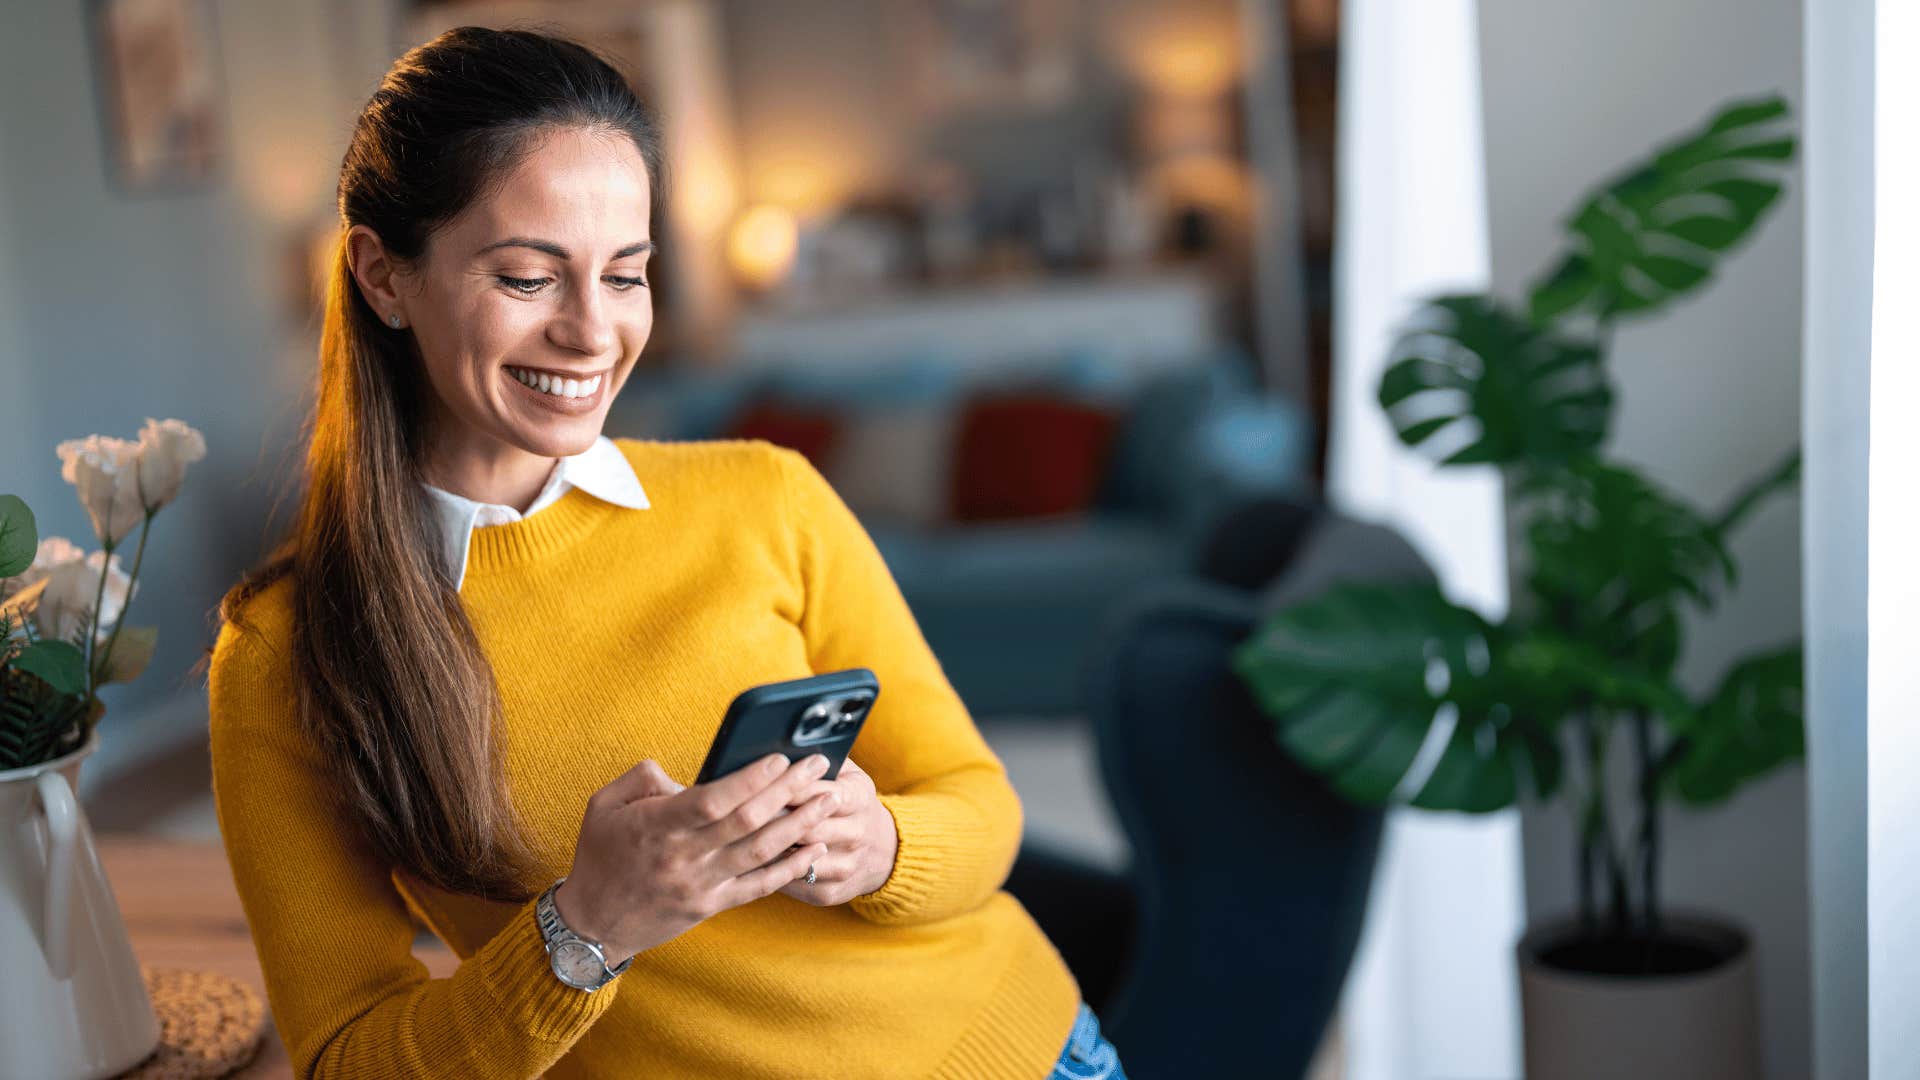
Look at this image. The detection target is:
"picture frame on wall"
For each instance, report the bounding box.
[897,0,1078,116]
[87,0,226,194]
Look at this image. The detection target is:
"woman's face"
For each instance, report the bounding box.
[355,126,655,470]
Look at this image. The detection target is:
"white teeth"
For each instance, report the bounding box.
[508,366,601,399]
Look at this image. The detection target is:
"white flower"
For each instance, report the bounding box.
[56,435,146,546]
[32,548,135,647]
[8,536,87,595]
[135,418,207,512]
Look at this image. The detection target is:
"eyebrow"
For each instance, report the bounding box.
[477,237,655,260]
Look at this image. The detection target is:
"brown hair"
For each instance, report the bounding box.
[210,26,665,901]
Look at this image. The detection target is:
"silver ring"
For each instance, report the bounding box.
[804,862,817,886]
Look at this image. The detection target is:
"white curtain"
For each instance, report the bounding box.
[1329,1,1523,1077]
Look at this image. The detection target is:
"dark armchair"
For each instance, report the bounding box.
[1006,495,1435,1078]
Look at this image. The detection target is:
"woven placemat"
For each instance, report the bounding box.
[114,966,267,1080]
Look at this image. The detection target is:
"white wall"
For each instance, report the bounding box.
[1477,2,1809,1076]
[0,146,32,494]
[0,1,396,785]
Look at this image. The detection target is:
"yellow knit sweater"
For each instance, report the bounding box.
[207,438,1082,1079]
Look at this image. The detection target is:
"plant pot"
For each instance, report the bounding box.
[1516,912,1759,1080]
[0,726,162,1078]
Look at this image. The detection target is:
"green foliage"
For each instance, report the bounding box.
[13,639,86,696]
[1663,646,1804,804]
[0,499,91,769]
[1232,583,1558,811]
[0,661,86,771]
[1379,297,1611,466]
[0,495,34,578]
[1519,460,1734,674]
[1528,96,1795,323]
[1233,92,1803,935]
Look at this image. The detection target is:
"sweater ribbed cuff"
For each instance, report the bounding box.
[475,894,622,1042]
[847,792,998,925]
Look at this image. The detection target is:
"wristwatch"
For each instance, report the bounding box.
[536,877,632,992]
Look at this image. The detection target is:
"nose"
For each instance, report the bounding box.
[547,278,617,357]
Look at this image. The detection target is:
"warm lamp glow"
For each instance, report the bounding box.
[727,204,798,290]
[1115,11,1241,100]
[1139,37,1237,98]
[675,149,739,235]
[754,159,848,217]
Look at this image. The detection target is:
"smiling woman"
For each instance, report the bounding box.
[203,23,1100,1080]
[345,126,659,507]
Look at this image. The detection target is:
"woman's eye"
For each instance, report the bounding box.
[495,274,648,295]
[496,274,550,296]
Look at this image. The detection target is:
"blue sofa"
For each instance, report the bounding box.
[609,352,1313,717]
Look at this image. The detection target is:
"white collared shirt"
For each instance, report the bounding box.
[421,434,650,590]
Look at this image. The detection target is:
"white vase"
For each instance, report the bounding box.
[0,727,162,1079]
[1517,912,1760,1080]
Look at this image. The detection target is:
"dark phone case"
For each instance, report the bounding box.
[695,668,881,785]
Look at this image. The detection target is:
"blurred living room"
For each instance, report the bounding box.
[0,0,1906,1077]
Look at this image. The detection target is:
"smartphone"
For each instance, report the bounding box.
[695,668,880,785]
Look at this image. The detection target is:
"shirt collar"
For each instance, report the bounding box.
[421,434,650,590]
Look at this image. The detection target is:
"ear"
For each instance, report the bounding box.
[345,224,408,327]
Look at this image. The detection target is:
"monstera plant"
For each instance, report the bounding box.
[1231,92,1801,966]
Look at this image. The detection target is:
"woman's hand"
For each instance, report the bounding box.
[554,753,838,966]
[777,756,899,906]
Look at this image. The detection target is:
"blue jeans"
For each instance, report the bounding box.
[1048,1002,1127,1080]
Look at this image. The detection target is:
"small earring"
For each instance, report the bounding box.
[388,313,403,329]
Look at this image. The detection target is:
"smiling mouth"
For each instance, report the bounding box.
[504,364,608,400]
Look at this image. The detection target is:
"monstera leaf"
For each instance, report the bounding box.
[1378,296,1611,467]
[1663,646,1803,805]
[1230,582,1564,812]
[1530,95,1795,323]
[1519,459,1734,673]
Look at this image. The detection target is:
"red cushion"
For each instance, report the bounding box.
[724,401,841,468]
[950,394,1120,521]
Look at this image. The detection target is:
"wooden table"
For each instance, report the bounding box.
[97,833,461,1080]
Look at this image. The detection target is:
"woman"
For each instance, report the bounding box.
[206,25,1127,1080]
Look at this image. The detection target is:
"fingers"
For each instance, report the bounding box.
[699,754,836,844]
[674,752,805,829]
[594,759,684,809]
[828,755,877,796]
[714,790,839,878]
[778,851,859,907]
[788,762,876,820]
[724,841,828,907]
[786,812,860,850]
[840,762,878,801]
[786,776,853,816]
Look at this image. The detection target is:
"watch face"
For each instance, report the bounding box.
[552,941,604,988]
